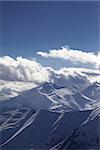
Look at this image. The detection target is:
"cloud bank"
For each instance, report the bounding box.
[37,46,100,69]
[0,56,49,83]
[0,46,100,84]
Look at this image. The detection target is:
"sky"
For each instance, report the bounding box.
[0,1,100,58]
[0,1,100,83]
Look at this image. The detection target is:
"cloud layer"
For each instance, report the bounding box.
[0,46,100,84]
[0,56,49,83]
[37,46,100,69]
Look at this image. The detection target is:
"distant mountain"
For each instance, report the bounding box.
[1,82,100,113]
[0,80,37,101]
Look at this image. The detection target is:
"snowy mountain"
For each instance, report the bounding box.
[0,78,100,149]
[1,81,100,113]
[0,80,37,101]
[0,108,99,150]
[51,106,100,150]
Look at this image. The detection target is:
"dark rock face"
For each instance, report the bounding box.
[1,108,99,150]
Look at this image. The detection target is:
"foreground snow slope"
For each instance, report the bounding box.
[52,107,100,150]
[1,108,99,150]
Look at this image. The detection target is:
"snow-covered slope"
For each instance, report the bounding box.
[1,108,99,150]
[39,81,100,111]
[0,107,36,145]
[1,81,100,113]
[0,80,37,101]
[0,84,100,149]
[0,84,53,112]
[52,107,100,150]
[0,67,100,102]
[0,76,100,149]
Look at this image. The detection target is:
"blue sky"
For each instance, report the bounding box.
[0,1,100,58]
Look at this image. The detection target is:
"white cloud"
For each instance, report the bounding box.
[47,67,100,87]
[0,56,50,83]
[55,67,100,83]
[0,54,100,86]
[37,46,100,70]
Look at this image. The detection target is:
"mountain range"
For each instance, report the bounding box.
[0,75,100,149]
